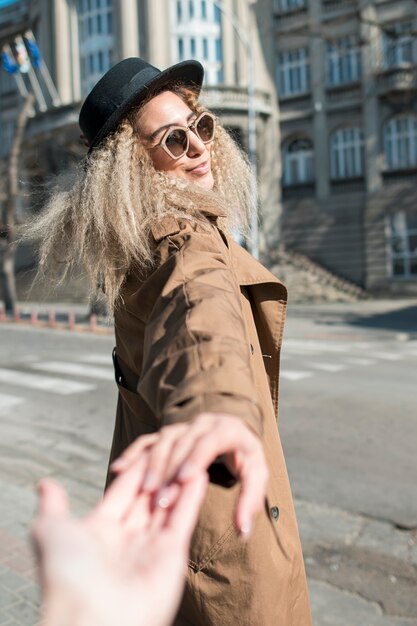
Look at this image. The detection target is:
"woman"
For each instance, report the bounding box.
[29,57,311,626]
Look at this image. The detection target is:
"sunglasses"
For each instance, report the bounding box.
[152,111,216,160]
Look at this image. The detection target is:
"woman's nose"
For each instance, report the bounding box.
[186,130,205,157]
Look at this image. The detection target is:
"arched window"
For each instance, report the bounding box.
[283,138,314,186]
[384,116,417,170]
[330,127,364,179]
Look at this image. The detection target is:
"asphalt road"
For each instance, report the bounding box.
[0,299,416,625]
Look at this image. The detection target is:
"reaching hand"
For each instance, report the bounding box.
[33,458,208,626]
[111,412,269,537]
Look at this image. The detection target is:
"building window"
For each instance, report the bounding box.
[78,0,114,96]
[283,138,314,185]
[330,127,364,179]
[178,37,184,60]
[388,212,417,278]
[278,48,310,98]
[326,36,361,87]
[275,0,306,13]
[171,0,223,85]
[382,21,417,69]
[384,116,417,170]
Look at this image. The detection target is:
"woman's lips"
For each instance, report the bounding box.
[188,160,210,175]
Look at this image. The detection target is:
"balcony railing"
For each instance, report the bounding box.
[377,66,417,97]
[201,85,272,115]
[321,0,357,15]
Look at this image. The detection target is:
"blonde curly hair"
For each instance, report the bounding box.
[24,85,256,312]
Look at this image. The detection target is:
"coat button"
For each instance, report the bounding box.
[270,506,280,521]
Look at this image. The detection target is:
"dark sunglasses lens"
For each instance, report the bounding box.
[196,115,214,142]
[165,129,188,156]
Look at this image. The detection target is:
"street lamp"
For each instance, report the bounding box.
[206,0,259,258]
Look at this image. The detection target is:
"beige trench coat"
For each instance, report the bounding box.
[107,207,312,626]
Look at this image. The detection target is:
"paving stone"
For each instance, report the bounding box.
[0,584,19,609]
[6,600,39,625]
[295,499,364,546]
[0,571,30,592]
[310,579,417,626]
[19,585,41,610]
[357,519,411,563]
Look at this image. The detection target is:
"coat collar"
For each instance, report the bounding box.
[228,236,287,298]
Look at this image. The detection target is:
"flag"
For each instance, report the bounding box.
[1,46,18,73]
[24,31,42,69]
[14,37,31,73]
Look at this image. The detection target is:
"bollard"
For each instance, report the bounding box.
[48,310,56,327]
[31,310,38,325]
[14,307,20,323]
[90,313,97,331]
[68,311,76,330]
[0,304,5,322]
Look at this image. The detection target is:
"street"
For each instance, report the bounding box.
[0,299,416,625]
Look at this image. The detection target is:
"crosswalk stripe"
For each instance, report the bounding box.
[0,368,95,395]
[30,361,114,381]
[310,363,346,373]
[369,352,402,361]
[281,370,313,381]
[345,358,376,366]
[79,354,113,366]
[0,393,24,410]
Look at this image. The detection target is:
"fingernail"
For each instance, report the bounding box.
[109,458,127,472]
[143,471,158,491]
[157,488,171,509]
[178,462,195,481]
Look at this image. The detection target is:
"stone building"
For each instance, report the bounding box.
[275,0,417,294]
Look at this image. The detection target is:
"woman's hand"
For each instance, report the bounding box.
[33,458,208,626]
[111,412,269,537]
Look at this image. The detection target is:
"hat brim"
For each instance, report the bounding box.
[88,60,204,152]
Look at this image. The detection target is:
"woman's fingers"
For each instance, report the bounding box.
[165,472,208,545]
[110,432,159,473]
[234,457,269,537]
[36,479,69,518]
[97,451,150,521]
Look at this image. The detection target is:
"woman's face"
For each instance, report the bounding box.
[137,91,215,190]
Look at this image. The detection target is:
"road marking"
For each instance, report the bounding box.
[79,354,113,366]
[310,363,346,373]
[0,368,95,395]
[345,358,376,366]
[281,370,313,381]
[369,352,402,361]
[0,393,24,410]
[31,361,114,381]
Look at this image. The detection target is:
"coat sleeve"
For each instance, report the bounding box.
[135,219,263,438]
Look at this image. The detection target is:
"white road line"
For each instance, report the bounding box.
[78,354,113,366]
[310,363,346,373]
[345,358,376,366]
[369,352,403,361]
[0,393,24,410]
[31,361,114,381]
[281,370,313,381]
[0,368,95,395]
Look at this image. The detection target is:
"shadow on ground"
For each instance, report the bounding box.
[315,305,417,334]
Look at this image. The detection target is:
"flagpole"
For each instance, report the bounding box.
[15,35,47,111]
[25,31,61,107]
[3,44,29,98]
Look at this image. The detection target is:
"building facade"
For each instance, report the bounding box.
[275,0,417,293]
[0,0,281,263]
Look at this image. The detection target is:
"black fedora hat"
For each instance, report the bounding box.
[79,57,204,152]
